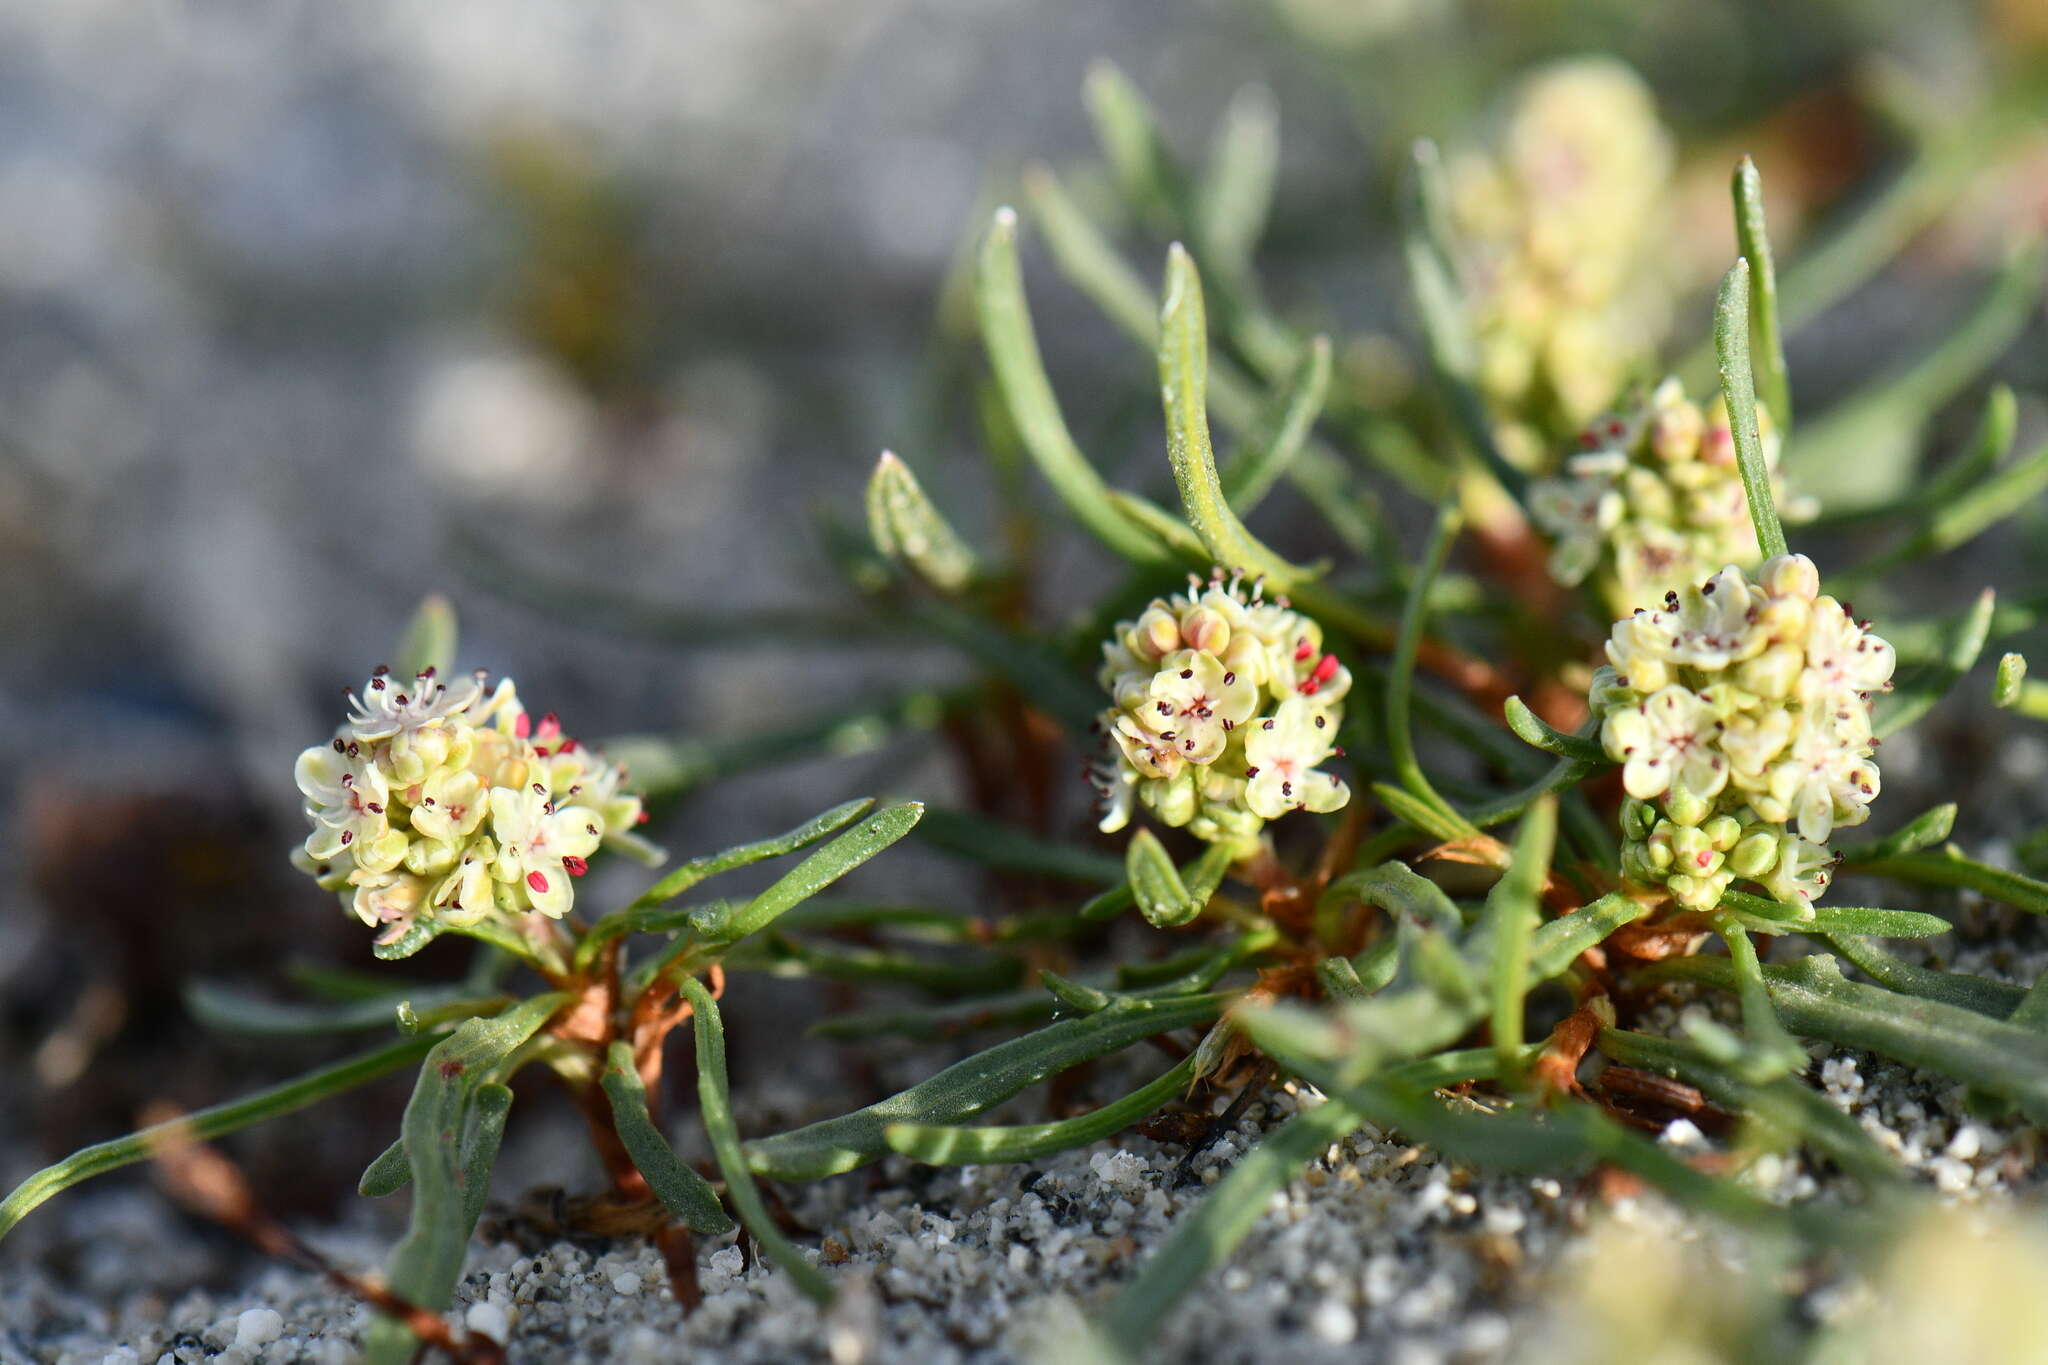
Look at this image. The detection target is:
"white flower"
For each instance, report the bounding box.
[295,745,407,872]
[344,666,484,743]
[1803,598,1896,699]
[1243,698,1350,820]
[1143,651,1259,764]
[1601,685,1729,803]
[488,785,603,918]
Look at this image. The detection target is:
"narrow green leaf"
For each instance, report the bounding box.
[729,935,1021,997]
[1103,1097,1361,1353]
[1862,842,2048,915]
[394,594,458,682]
[184,981,506,1038]
[1732,157,1791,427]
[807,989,1059,1043]
[1197,83,1278,272]
[1798,907,1950,939]
[679,978,832,1303]
[622,799,876,915]
[1646,954,2048,1120]
[1834,803,1957,866]
[865,451,978,593]
[358,1137,410,1198]
[1040,969,1116,1015]
[1220,336,1330,514]
[371,919,443,962]
[1791,240,2043,509]
[1709,914,1807,1078]
[1127,828,1196,927]
[1823,934,2022,1018]
[1020,163,1158,345]
[1528,893,1647,980]
[1713,258,1789,561]
[600,1041,734,1236]
[1503,696,1606,764]
[1158,244,1314,588]
[1596,1028,1905,1191]
[1995,652,2029,707]
[1320,860,1464,935]
[1084,61,1186,231]
[1315,956,1370,1002]
[1386,504,1471,829]
[681,803,924,957]
[1,1034,436,1243]
[976,208,1170,564]
[747,993,1225,1179]
[459,1083,513,1232]
[886,1054,1198,1165]
[362,993,566,1364]
[1874,588,1994,738]
[1483,799,1556,1077]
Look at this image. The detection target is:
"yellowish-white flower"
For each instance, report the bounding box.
[293,664,653,948]
[1092,570,1350,849]
[1592,554,1892,913]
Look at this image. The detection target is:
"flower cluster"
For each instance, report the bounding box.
[293,666,653,946]
[1529,377,1807,615]
[1594,554,1894,912]
[1091,572,1351,850]
[1448,58,1675,466]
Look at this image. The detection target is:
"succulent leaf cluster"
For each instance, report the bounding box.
[1596,554,1895,911]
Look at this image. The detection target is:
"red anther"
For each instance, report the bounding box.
[1298,679,1321,696]
[514,711,532,739]
[1293,637,1314,662]
[527,871,549,893]
[559,738,579,753]
[636,811,651,824]
[1312,653,1340,682]
[563,856,589,877]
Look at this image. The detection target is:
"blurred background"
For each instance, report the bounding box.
[2,0,2045,1278]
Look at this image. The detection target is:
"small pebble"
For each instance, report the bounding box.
[233,1309,282,1349]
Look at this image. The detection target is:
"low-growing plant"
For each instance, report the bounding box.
[7,58,2047,1363]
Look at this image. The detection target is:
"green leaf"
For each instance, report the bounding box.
[1834,803,1957,865]
[1371,782,1474,846]
[865,451,978,593]
[362,993,566,1364]
[1319,859,1463,936]
[1874,589,1995,738]
[885,1054,1198,1165]
[1084,61,1187,232]
[1503,696,1606,764]
[1799,907,1950,939]
[1483,799,1555,1077]
[1712,258,1789,561]
[1646,954,2048,1120]
[677,803,924,960]
[730,935,1021,997]
[1220,335,1330,515]
[1158,244,1315,589]
[1101,1097,1362,1354]
[358,1137,411,1198]
[1197,82,1278,274]
[371,919,443,962]
[1,1034,436,1243]
[1822,934,2022,1018]
[1862,842,2048,915]
[1708,914,1808,1079]
[184,980,500,1038]
[807,989,1058,1043]
[1995,652,2029,708]
[679,978,833,1303]
[1596,1028,1905,1192]
[1527,893,1648,980]
[746,993,1226,1180]
[1386,503,1474,830]
[914,806,1124,885]
[976,207,1170,564]
[600,1041,734,1236]
[1731,157,1791,428]
[1126,828,1198,927]
[1790,239,2043,509]
[394,593,459,682]
[623,799,877,914]
[1315,956,1371,1002]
